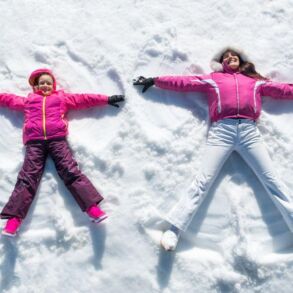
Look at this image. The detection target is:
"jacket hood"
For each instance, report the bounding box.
[29,68,57,92]
[210,46,250,72]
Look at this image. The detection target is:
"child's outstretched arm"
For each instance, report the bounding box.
[65,93,124,110]
[0,93,25,111]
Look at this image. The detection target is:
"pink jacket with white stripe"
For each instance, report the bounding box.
[155,66,293,122]
[0,71,108,144]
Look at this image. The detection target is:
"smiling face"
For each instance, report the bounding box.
[222,51,241,71]
[35,74,54,95]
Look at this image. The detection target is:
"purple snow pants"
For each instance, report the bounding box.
[0,138,103,219]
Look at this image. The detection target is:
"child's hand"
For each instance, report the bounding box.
[108,95,125,108]
[133,76,155,93]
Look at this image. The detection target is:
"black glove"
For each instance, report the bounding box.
[133,76,155,93]
[108,95,125,108]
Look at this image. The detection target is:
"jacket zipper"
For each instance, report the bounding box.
[42,95,47,140]
[234,73,240,116]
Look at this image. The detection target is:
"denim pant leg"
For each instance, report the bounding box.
[166,122,235,231]
[237,123,293,232]
[0,141,47,219]
[48,139,103,211]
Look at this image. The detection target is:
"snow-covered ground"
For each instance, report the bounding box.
[1,0,293,292]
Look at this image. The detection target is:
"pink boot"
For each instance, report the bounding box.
[86,205,108,224]
[2,217,22,237]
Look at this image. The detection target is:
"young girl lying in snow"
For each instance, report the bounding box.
[0,68,124,236]
[134,47,293,251]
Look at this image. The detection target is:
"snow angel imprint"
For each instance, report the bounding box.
[0,68,125,236]
[133,47,293,251]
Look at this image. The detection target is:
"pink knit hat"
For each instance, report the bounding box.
[28,68,56,91]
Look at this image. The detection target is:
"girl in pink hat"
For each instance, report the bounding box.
[0,68,124,236]
[134,47,293,251]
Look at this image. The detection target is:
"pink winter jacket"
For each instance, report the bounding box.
[155,67,293,122]
[0,90,108,144]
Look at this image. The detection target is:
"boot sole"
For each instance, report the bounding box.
[2,230,17,237]
[90,215,108,224]
[160,239,176,251]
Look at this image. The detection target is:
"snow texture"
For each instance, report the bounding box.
[1,0,293,292]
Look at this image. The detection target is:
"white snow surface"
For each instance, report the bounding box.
[1,0,293,292]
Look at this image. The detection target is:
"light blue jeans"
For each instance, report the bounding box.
[166,119,293,232]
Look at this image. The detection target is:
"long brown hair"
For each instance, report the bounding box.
[220,49,268,80]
